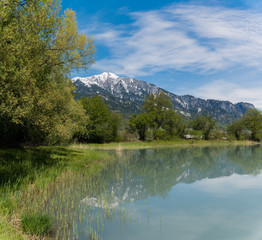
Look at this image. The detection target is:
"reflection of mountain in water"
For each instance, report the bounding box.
[86,145,262,206]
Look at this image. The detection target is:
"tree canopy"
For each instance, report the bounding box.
[0,0,95,145]
[227,109,262,141]
[77,96,122,143]
[191,115,216,140]
[127,92,185,140]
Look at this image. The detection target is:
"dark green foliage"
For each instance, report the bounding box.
[127,113,149,141]
[21,213,52,236]
[241,109,262,141]
[191,115,216,140]
[227,120,245,140]
[227,109,262,141]
[145,92,186,140]
[78,96,122,143]
[144,92,173,130]
[110,112,123,142]
[127,92,186,140]
[164,109,186,138]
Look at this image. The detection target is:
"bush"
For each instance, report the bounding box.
[21,213,52,236]
[153,129,168,140]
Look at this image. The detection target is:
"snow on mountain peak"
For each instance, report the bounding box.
[94,72,119,82]
[72,72,119,86]
[102,72,118,79]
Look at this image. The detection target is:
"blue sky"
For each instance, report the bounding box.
[62,0,262,108]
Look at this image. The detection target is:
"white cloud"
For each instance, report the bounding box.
[86,4,262,77]
[193,79,262,108]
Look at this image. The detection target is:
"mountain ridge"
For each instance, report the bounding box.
[72,72,255,124]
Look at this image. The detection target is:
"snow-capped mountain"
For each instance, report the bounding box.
[72,72,255,124]
[72,72,159,99]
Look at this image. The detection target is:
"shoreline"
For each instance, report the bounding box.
[70,140,260,150]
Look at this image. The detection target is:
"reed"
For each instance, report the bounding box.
[0,146,115,239]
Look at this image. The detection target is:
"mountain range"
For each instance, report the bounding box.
[72,72,255,124]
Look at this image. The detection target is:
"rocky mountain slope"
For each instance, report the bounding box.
[72,72,255,124]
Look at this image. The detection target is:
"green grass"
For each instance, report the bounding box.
[0,146,112,239]
[21,213,52,236]
[70,139,259,150]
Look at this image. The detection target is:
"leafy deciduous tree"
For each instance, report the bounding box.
[127,92,185,140]
[227,120,245,140]
[241,109,262,141]
[0,0,95,145]
[79,96,121,143]
[191,115,216,140]
[127,113,149,141]
[144,92,173,130]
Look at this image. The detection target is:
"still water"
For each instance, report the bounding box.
[73,145,262,240]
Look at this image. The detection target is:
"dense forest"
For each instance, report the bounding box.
[1,0,262,147]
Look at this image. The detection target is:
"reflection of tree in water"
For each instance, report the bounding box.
[95,146,262,204]
[226,145,262,175]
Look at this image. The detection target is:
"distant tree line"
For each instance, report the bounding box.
[71,92,224,143]
[124,92,220,141]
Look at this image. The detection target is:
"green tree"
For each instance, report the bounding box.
[227,120,245,140]
[127,113,149,141]
[191,115,216,140]
[0,0,95,145]
[164,109,185,138]
[79,96,121,143]
[127,92,186,140]
[144,92,184,139]
[144,92,173,130]
[241,109,262,141]
[109,112,122,142]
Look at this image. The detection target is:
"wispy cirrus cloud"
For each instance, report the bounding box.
[85,4,262,77]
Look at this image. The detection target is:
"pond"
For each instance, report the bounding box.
[48,145,262,239]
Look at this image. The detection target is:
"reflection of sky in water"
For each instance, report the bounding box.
[101,174,262,240]
[195,172,262,195]
[78,146,262,240]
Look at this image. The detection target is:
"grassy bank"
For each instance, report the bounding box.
[0,146,113,240]
[70,139,260,150]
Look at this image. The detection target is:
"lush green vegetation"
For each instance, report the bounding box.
[74,96,122,143]
[127,92,185,140]
[21,213,52,236]
[0,146,113,239]
[0,0,95,146]
[227,109,262,141]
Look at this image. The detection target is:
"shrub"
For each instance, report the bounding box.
[21,213,52,236]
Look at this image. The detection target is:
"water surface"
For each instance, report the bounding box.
[62,145,262,239]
